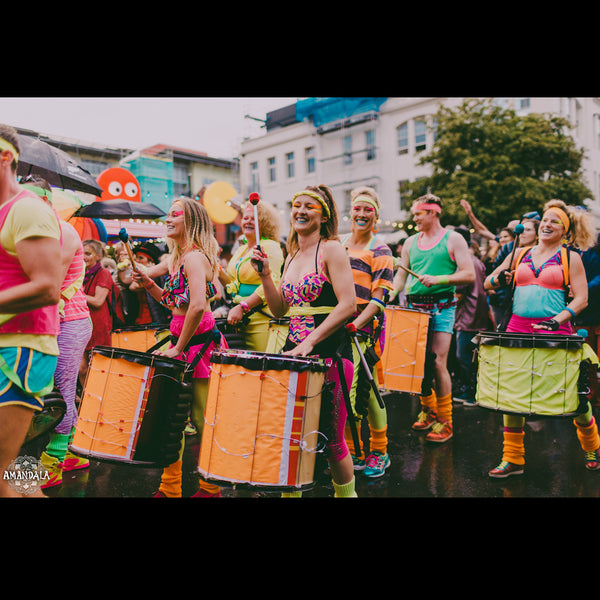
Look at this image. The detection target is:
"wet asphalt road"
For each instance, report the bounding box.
[22,391,600,499]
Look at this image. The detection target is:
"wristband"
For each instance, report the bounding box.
[369,297,386,312]
[437,275,450,285]
[240,301,250,313]
[490,276,496,287]
[564,306,576,320]
[142,280,155,289]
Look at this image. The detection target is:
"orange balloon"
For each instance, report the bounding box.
[96,167,141,202]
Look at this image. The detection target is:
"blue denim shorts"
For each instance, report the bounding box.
[408,302,456,334]
[0,347,57,411]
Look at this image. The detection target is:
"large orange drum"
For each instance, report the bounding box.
[111,325,170,353]
[380,306,432,394]
[198,350,328,491]
[70,346,189,466]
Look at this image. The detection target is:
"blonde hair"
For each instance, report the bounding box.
[350,185,380,212]
[543,199,596,251]
[287,184,339,255]
[83,239,105,258]
[241,198,281,242]
[167,197,220,275]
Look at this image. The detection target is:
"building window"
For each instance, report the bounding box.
[366,129,376,160]
[286,152,295,178]
[250,161,259,193]
[305,147,315,173]
[415,117,427,153]
[398,179,410,211]
[343,135,352,165]
[268,157,276,182]
[397,122,408,155]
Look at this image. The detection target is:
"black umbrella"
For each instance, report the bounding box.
[17,135,103,196]
[72,199,165,219]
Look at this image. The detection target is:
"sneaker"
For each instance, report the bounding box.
[352,455,366,471]
[152,490,168,498]
[488,460,524,478]
[40,452,63,489]
[191,488,222,498]
[184,419,197,435]
[62,450,90,472]
[412,408,437,431]
[585,449,600,471]
[363,451,391,478]
[426,420,453,443]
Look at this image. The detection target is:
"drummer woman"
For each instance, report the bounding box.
[342,186,394,477]
[251,184,358,497]
[223,199,284,351]
[133,197,226,497]
[485,199,600,477]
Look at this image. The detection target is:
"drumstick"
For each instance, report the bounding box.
[118,228,138,272]
[248,192,263,272]
[346,323,385,410]
[506,223,525,271]
[398,263,420,279]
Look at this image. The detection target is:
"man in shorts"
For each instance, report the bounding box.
[0,125,62,496]
[393,194,475,443]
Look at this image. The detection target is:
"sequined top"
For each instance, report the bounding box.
[160,261,217,309]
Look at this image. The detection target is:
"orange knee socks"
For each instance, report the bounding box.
[421,390,437,413]
[158,459,183,497]
[436,393,452,426]
[574,417,600,452]
[502,429,525,466]
[369,425,388,455]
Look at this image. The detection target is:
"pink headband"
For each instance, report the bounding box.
[413,202,441,214]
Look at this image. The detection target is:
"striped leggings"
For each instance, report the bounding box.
[54,317,92,434]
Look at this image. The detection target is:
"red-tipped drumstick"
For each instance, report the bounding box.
[248,192,263,272]
[345,323,385,409]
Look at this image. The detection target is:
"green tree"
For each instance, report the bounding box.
[405,98,592,233]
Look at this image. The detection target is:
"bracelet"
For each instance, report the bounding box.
[142,280,155,289]
[564,306,576,320]
[240,301,250,313]
[490,276,496,287]
[369,297,386,312]
[437,275,450,285]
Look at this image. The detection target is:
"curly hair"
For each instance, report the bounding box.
[240,198,281,242]
[543,198,596,251]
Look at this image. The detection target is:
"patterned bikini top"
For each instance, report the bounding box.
[160,260,217,309]
[281,240,336,307]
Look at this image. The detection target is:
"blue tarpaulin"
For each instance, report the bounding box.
[295,97,388,128]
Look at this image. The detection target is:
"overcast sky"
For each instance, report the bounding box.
[0,97,298,159]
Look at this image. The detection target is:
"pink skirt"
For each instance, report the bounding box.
[169,313,228,379]
[507,313,573,335]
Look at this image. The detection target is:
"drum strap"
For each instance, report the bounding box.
[288,306,336,317]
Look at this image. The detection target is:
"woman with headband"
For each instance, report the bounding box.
[223,199,284,351]
[394,193,475,444]
[251,184,359,497]
[0,124,62,497]
[485,199,600,477]
[133,197,227,497]
[341,186,394,477]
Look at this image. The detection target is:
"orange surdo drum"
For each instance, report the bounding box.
[69,346,190,467]
[110,325,170,353]
[198,350,328,491]
[379,306,433,394]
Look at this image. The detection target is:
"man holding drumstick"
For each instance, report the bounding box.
[393,194,474,443]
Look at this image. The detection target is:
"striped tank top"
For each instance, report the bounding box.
[62,244,90,322]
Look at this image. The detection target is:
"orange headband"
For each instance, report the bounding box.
[544,207,570,232]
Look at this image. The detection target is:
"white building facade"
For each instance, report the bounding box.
[239,97,600,236]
